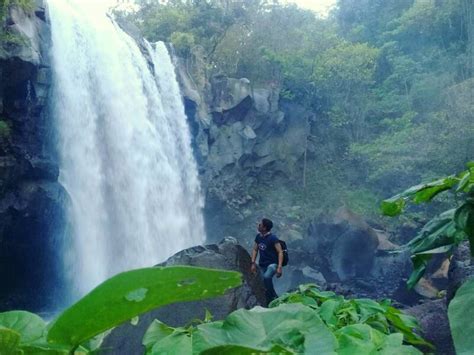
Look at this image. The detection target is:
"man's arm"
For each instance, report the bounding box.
[251,242,258,273]
[275,242,283,277]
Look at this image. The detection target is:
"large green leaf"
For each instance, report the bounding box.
[406,254,431,289]
[448,278,474,355]
[351,299,386,324]
[193,303,337,354]
[454,202,474,255]
[48,266,242,346]
[201,344,294,354]
[17,343,71,354]
[319,299,343,328]
[143,319,175,352]
[335,324,421,355]
[404,209,461,254]
[381,175,458,216]
[149,329,192,355]
[0,326,21,354]
[143,319,192,355]
[456,163,474,193]
[384,306,432,349]
[0,311,47,345]
[381,197,406,217]
[401,208,468,287]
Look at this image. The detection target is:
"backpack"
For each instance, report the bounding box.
[279,240,289,267]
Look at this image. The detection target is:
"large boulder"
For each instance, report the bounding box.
[405,299,455,355]
[306,207,380,281]
[102,237,266,354]
[299,207,419,303]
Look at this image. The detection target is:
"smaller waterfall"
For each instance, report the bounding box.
[48,0,206,298]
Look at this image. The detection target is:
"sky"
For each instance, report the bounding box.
[285,0,337,15]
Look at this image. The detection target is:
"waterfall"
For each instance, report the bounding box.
[48,0,206,297]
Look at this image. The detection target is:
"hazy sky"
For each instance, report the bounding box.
[285,0,337,15]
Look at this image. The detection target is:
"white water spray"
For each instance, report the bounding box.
[48,0,205,297]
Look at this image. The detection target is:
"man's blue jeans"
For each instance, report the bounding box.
[260,263,278,305]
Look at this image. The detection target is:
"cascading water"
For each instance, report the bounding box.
[48,0,206,298]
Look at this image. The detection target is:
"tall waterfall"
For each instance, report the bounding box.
[48,0,206,297]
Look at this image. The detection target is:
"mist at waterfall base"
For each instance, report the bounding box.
[48,0,206,306]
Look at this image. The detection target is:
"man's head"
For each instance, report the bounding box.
[258,218,273,234]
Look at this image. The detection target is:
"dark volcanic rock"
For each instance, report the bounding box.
[405,299,455,355]
[298,207,419,304]
[447,241,474,302]
[0,1,66,311]
[102,237,266,355]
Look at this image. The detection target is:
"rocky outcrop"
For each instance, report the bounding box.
[447,241,474,301]
[175,51,311,242]
[405,299,455,355]
[0,1,66,311]
[102,237,266,354]
[292,207,420,303]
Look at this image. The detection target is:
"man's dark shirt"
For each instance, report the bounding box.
[255,233,280,267]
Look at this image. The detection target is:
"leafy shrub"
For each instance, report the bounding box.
[170,31,195,56]
[142,284,429,354]
[382,162,474,288]
[143,303,338,354]
[269,284,431,350]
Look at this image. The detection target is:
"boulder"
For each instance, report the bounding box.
[307,207,380,281]
[405,299,455,355]
[300,207,419,303]
[210,75,252,113]
[447,241,474,302]
[102,237,266,355]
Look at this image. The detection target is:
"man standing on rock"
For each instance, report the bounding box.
[251,218,284,306]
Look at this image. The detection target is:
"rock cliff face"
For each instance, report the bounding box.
[0,1,66,311]
[174,50,311,244]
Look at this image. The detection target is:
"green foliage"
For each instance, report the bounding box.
[382,162,474,287]
[170,31,195,56]
[144,303,337,354]
[0,311,71,354]
[269,284,431,350]
[381,175,459,216]
[142,287,428,354]
[335,324,420,355]
[122,0,473,240]
[0,266,241,353]
[0,275,430,354]
[448,278,474,354]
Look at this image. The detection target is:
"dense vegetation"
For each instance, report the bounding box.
[118,0,473,231]
[381,162,473,353]
[382,162,474,288]
[0,267,432,354]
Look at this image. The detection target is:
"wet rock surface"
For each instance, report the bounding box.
[0,1,66,311]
